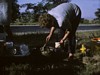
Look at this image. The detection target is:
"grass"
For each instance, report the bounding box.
[0,30,100,75]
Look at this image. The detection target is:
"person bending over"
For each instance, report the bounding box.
[38,2,81,59]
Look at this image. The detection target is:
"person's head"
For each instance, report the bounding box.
[38,13,56,28]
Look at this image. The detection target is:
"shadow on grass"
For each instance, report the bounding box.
[0,55,85,75]
[1,32,100,75]
[0,46,84,75]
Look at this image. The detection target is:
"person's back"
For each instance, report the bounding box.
[48,2,81,59]
[48,3,81,27]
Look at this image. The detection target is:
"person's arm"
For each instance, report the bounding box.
[60,30,70,44]
[60,18,72,44]
[46,26,55,42]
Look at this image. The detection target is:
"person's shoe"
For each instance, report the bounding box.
[63,53,74,61]
[67,53,74,61]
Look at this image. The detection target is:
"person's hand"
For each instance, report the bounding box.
[46,34,51,42]
[60,39,64,44]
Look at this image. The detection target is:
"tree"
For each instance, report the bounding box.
[80,18,89,24]
[19,3,34,23]
[42,0,71,10]
[15,0,72,23]
[20,3,34,12]
[94,8,100,23]
[11,0,20,22]
[95,8,100,20]
[42,0,71,4]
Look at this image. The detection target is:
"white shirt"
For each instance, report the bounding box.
[48,3,80,27]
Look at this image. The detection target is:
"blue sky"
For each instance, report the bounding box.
[18,0,100,20]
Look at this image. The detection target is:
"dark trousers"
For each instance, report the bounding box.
[57,9,81,54]
[57,29,76,54]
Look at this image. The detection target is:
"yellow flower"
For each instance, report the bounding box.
[80,44,86,54]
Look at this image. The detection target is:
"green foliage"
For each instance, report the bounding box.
[1,30,100,75]
[43,0,71,10]
[80,18,100,24]
[95,8,100,20]
[11,0,20,22]
[12,0,72,24]
[76,31,100,75]
[11,0,100,25]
